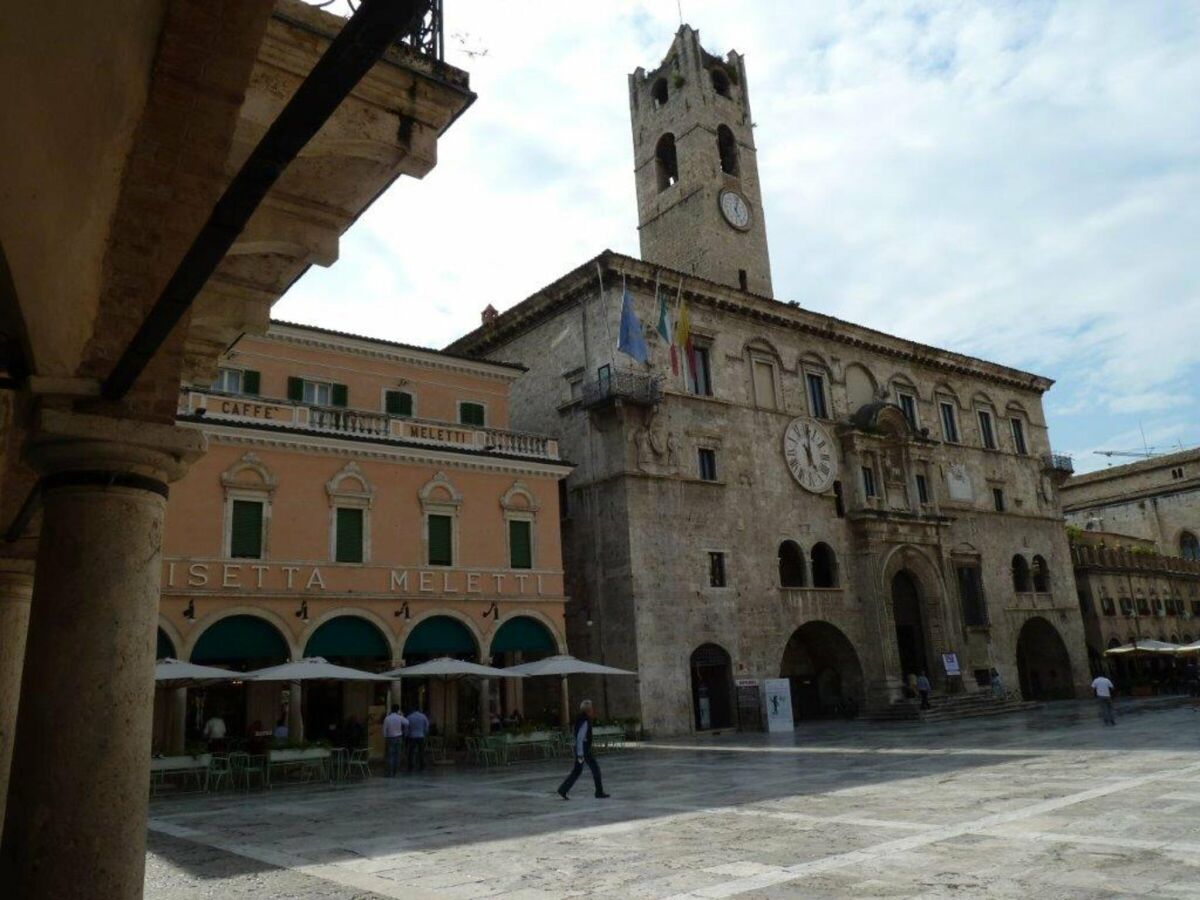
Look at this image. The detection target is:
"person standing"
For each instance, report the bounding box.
[382,705,407,777]
[202,713,227,752]
[1092,673,1117,726]
[406,706,429,772]
[557,699,610,800]
[915,672,932,710]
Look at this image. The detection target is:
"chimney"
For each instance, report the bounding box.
[481,304,499,326]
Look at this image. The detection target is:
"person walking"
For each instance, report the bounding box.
[382,705,407,777]
[406,706,429,772]
[1092,673,1117,726]
[915,672,932,710]
[557,699,610,800]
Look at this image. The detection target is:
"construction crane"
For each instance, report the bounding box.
[1094,449,1163,459]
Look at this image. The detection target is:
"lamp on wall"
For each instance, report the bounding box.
[482,602,499,620]
[295,599,309,622]
[183,600,196,622]
[394,602,411,620]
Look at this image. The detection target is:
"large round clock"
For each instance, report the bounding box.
[719,189,751,230]
[783,417,838,493]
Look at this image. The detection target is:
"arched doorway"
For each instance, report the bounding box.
[780,622,863,720]
[891,570,929,683]
[690,643,734,731]
[303,615,391,745]
[490,616,560,726]
[1015,617,1074,700]
[402,615,479,735]
[156,627,176,660]
[190,614,290,742]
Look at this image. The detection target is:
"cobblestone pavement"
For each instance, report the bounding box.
[146,699,1200,899]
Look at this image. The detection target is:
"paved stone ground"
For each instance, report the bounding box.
[146,699,1200,899]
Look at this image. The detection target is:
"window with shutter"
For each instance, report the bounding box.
[385,390,413,417]
[331,383,349,408]
[459,402,485,426]
[230,500,263,559]
[428,514,453,566]
[287,377,304,402]
[509,520,532,569]
[242,370,261,396]
[335,507,364,563]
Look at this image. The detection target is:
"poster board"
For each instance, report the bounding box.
[735,679,762,732]
[941,653,961,677]
[763,678,794,733]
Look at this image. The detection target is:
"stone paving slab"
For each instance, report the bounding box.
[146,700,1200,899]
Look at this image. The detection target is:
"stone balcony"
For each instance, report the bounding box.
[1007,591,1064,612]
[179,389,560,460]
[779,587,850,618]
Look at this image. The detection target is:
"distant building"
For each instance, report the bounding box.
[447,26,1090,736]
[154,322,571,753]
[1062,448,1200,672]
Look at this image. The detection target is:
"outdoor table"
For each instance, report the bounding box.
[266,747,330,785]
[503,732,558,762]
[328,747,350,782]
[150,754,210,794]
[592,725,624,752]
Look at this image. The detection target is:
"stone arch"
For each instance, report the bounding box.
[489,609,567,657]
[778,540,806,588]
[500,480,540,512]
[717,124,739,176]
[933,382,962,409]
[780,621,864,720]
[325,460,373,502]
[655,133,678,190]
[188,610,295,668]
[1015,616,1074,701]
[810,542,838,588]
[888,373,921,401]
[401,609,483,662]
[488,614,561,659]
[1011,554,1031,592]
[710,66,732,97]
[1031,554,1050,592]
[157,616,184,661]
[300,607,398,662]
[881,545,947,684]
[220,451,278,494]
[690,642,734,731]
[418,471,462,507]
[651,76,668,107]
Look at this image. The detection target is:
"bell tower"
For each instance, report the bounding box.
[629,26,773,297]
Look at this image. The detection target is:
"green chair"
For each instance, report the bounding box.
[347,748,371,780]
[204,755,233,792]
[472,737,500,767]
[229,752,267,791]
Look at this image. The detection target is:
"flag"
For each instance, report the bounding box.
[656,285,678,374]
[617,287,649,364]
[674,293,694,383]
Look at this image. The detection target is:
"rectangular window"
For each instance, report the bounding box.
[216,368,258,395]
[305,381,331,406]
[939,401,959,443]
[689,346,713,396]
[1100,596,1115,616]
[752,359,777,409]
[708,551,727,588]
[978,410,997,449]
[916,473,930,504]
[1010,417,1027,455]
[509,519,532,569]
[1136,597,1150,616]
[334,507,364,563]
[862,465,877,498]
[806,372,828,419]
[458,402,486,426]
[385,390,413,417]
[427,514,453,566]
[229,500,264,559]
[596,364,612,395]
[833,480,845,518]
[698,448,718,481]
[897,391,918,430]
[992,487,1005,512]
[289,378,346,408]
[956,565,989,627]
[1119,597,1133,616]
[1192,600,1200,617]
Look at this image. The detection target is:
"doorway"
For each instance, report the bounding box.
[690,643,734,731]
[891,570,929,683]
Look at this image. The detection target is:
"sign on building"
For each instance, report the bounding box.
[763,678,794,733]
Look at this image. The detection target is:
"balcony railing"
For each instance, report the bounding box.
[1042,452,1074,476]
[179,389,559,460]
[307,0,444,61]
[581,370,662,410]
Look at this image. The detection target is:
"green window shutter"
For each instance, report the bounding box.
[242,370,261,396]
[509,520,532,569]
[427,514,453,566]
[385,391,413,417]
[335,507,364,563]
[459,402,485,426]
[287,377,304,402]
[230,500,263,559]
[331,383,349,407]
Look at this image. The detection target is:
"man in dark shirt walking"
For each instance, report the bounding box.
[557,699,610,800]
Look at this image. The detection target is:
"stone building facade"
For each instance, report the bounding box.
[154,322,571,753]
[448,26,1089,736]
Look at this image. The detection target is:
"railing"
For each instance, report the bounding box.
[309,0,444,61]
[309,406,390,437]
[481,428,549,458]
[581,371,662,410]
[1042,452,1074,475]
[1071,544,1200,575]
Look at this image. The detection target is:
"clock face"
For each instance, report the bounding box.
[783,418,838,493]
[719,190,751,230]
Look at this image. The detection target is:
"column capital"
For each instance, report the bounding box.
[23,408,207,486]
[0,559,34,602]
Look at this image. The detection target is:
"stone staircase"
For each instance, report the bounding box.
[866,691,1033,724]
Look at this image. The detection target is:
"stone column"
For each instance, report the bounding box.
[389,678,403,711]
[479,678,490,734]
[559,675,570,729]
[170,688,188,754]
[0,560,33,835]
[0,410,203,899]
[288,681,303,741]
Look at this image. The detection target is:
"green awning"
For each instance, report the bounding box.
[304,616,390,660]
[403,616,476,657]
[491,616,556,654]
[156,628,176,660]
[191,615,289,664]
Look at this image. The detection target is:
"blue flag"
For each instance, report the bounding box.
[617,289,649,363]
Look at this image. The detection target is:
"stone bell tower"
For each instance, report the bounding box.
[629,25,773,297]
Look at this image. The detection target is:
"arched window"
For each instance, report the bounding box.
[778,541,805,588]
[651,77,668,108]
[717,125,739,176]
[1011,555,1031,593]
[810,542,838,588]
[1032,555,1050,592]
[711,67,731,98]
[1181,531,1200,561]
[655,133,678,191]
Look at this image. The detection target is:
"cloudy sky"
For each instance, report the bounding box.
[279,1,1200,473]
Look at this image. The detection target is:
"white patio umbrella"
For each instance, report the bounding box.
[504,654,638,677]
[153,657,240,689]
[1104,640,1180,656]
[242,656,393,682]
[382,657,524,738]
